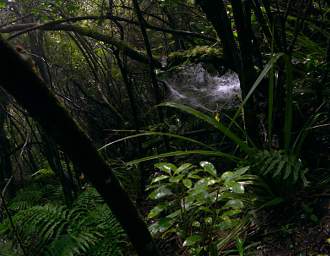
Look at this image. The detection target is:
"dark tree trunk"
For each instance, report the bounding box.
[0,92,15,197]
[0,37,161,256]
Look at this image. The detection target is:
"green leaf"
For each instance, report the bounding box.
[224,199,244,209]
[149,218,173,234]
[169,175,184,183]
[192,221,201,227]
[222,209,241,217]
[183,179,192,189]
[183,235,202,247]
[149,186,173,200]
[154,162,177,175]
[221,171,234,181]
[234,166,250,176]
[200,161,217,177]
[158,102,251,153]
[127,150,240,165]
[231,182,245,194]
[226,53,285,138]
[166,210,181,219]
[98,131,214,151]
[148,204,167,219]
[157,218,173,232]
[188,174,202,179]
[217,220,236,230]
[151,175,169,183]
[175,163,193,174]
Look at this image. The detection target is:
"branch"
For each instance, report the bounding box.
[1,21,161,67]
[48,23,162,68]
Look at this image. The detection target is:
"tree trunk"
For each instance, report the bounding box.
[0,37,160,256]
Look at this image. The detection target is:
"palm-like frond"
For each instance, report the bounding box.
[252,149,308,186]
[1,188,125,256]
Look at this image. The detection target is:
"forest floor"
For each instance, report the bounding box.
[256,193,330,256]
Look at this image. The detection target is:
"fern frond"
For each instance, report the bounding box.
[252,149,308,186]
[4,188,126,256]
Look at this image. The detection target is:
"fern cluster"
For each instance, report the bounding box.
[0,187,126,256]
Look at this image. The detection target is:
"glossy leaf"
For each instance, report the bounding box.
[154,162,177,175]
[148,204,168,219]
[200,161,217,177]
[151,175,169,183]
[183,235,202,247]
[175,163,193,174]
[149,186,173,200]
[224,199,244,209]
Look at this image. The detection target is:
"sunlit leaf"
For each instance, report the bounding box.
[149,186,173,200]
[183,235,202,247]
[151,175,169,183]
[224,199,244,209]
[154,162,177,175]
[231,182,245,194]
[200,161,217,177]
[221,171,234,181]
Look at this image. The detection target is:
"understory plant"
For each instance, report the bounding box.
[0,186,126,256]
[147,161,258,255]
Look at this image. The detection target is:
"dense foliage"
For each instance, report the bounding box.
[0,0,329,255]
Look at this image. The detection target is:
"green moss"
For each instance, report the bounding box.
[167,46,224,69]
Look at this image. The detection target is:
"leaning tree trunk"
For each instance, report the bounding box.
[0,92,15,197]
[0,37,161,256]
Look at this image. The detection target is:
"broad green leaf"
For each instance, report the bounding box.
[183,179,192,189]
[231,182,245,194]
[149,218,173,234]
[221,171,234,181]
[151,175,169,183]
[222,209,241,217]
[149,186,173,200]
[200,161,217,177]
[175,163,193,174]
[157,218,173,232]
[183,235,202,247]
[217,220,236,230]
[148,204,167,219]
[234,166,250,176]
[155,162,177,175]
[224,180,244,193]
[224,199,244,209]
[188,174,202,179]
[169,174,184,183]
[192,221,201,227]
[166,210,181,219]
